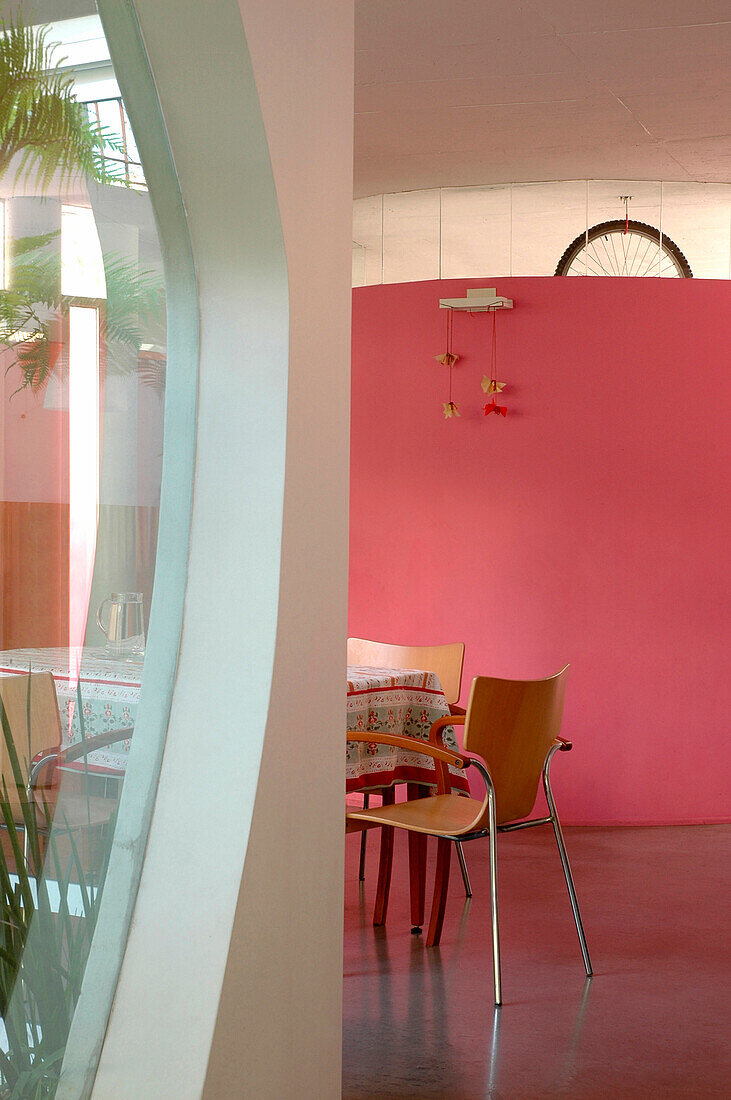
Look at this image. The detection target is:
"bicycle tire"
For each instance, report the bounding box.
[554,219,693,278]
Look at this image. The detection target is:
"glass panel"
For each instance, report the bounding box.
[0,201,5,288]
[440,185,511,279]
[662,181,731,280]
[0,7,166,1092]
[354,180,731,284]
[382,189,439,284]
[587,179,662,236]
[512,181,587,276]
[61,206,107,297]
[352,195,383,286]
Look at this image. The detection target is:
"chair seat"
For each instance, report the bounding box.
[34,793,117,833]
[347,792,481,837]
[345,814,382,834]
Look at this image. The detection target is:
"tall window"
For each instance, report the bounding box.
[0,10,166,1092]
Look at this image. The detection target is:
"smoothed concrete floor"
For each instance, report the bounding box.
[343,824,731,1099]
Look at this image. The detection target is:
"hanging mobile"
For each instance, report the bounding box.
[435,306,460,418]
[482,308,507,417]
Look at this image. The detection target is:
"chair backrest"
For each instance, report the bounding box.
[463,666,569,825]
[347,638,465,706]
[0,673,62,819]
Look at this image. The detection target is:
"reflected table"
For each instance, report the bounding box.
[0,646,141,774]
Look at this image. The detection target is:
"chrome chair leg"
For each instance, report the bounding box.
[543,756,592,977]
[487,782,502,1006]
[454,839,472,897]
[358,792,370,882]
[472,757,501,1005]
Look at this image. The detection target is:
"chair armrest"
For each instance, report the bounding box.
[28,750,62,792]
[448,704,466,717]
[429,712,465,747]
[57,728,134,765]
[346,730,466,770]
[29,728,134,791]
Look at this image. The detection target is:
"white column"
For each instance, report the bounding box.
[87,1,352,1098]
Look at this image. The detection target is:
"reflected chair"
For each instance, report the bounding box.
[0,672,129,872]
[346,666,592,1005]
[0,672,62,830]
[346,638,472,902]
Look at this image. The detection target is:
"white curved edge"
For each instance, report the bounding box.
[56,0,200,1095]
[81,0,291,1096]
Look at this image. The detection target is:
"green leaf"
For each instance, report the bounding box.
[0,17,126,190]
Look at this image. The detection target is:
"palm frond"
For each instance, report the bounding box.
[100,253,165,350]
[0,226,166,392]
[0,17,125,189]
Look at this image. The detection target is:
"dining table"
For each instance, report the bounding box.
[346,664,468,933]
[0,649,468,796]
[1,648,464,928]
[346,664,467,793]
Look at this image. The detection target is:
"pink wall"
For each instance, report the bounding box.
[350,277,731,825]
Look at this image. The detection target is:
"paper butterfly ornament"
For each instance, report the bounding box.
[481,375,505,394]
[483,311,508,419]
[436,307,461,419]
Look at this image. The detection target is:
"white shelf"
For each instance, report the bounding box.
[439,287,514,311]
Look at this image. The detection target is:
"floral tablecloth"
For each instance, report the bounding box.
[0,653,470,788]
[346,666,468,793]
[0,646,141,774]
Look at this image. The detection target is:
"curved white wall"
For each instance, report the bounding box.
[203,0,353,1093]
[85,2,352,1097]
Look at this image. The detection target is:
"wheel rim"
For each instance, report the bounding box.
[556,220,692,277]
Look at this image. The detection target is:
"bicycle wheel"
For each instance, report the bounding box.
[554,219,693,277]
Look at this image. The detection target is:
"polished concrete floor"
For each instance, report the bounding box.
[343,824,731,1099]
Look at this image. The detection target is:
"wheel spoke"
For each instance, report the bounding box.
[638,238,657,276]
[632,233,648,275]
[602,234,620,276]
[556,221,691,278]
[586,244,612,276]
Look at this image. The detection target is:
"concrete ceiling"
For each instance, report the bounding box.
[354,0,731,197]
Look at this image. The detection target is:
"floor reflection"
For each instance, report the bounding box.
[344,825,731,1098]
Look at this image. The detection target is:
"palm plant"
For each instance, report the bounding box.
[0,17,166,398]
[0,230,165,395]
[0,17,122,190]
[0,688,111,1099]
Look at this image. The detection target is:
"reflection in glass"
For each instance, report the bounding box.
[0,8,165,1093]
[61,207,107,298]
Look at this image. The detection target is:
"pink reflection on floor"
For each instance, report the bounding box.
[343,824,731,1098]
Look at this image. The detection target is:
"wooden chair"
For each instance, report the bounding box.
[346,666,592,1005]
[0,673,62,828]
[347,639,465,711]
[346,638,472,903]
[0,672,129,872]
